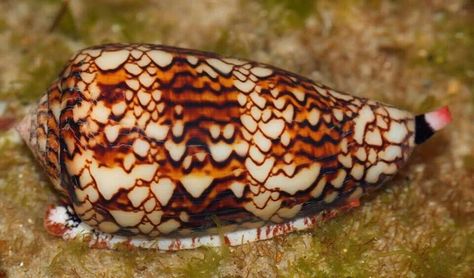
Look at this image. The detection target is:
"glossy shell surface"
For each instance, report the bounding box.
[24,44,416,240]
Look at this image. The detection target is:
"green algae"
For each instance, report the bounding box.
[407,228,473,277]
[410,4,474,101]
[205,29,250,58]
[49,0,80,40]
[260,0,314,27]
[66,0,171,45]
[104,249,142,278]
[79,1,147,43]
[0,233,44,274]
[177,247,228,278]
[48,240,92,276]
[416,95,441,114]
[285,185,474,277]
[377,225,474,278]
[0,141,52,210]
[1,38,72,104]
[288,214,376,277]
[463,154,474,171]
[175,216,232,278]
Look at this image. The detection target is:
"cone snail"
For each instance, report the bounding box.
[16,44,452,250]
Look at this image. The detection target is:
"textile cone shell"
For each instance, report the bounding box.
[17,44,451,250]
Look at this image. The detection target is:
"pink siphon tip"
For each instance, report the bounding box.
[415,106,452,145]
[424,106,452,131]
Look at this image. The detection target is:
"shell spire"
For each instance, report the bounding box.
[16,109,33,149]
[415,106,452,145]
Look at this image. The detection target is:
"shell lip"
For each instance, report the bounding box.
[415,106,452,145]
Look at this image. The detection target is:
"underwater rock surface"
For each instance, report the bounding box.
[0,0,472,277]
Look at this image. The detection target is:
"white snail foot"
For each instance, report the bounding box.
[44,201,359,251]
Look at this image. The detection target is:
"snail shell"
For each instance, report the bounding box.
[17,44,451,250]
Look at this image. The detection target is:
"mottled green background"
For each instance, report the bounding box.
[0,0,473,277]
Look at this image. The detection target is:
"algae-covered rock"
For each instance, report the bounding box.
[0,0,472,277]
